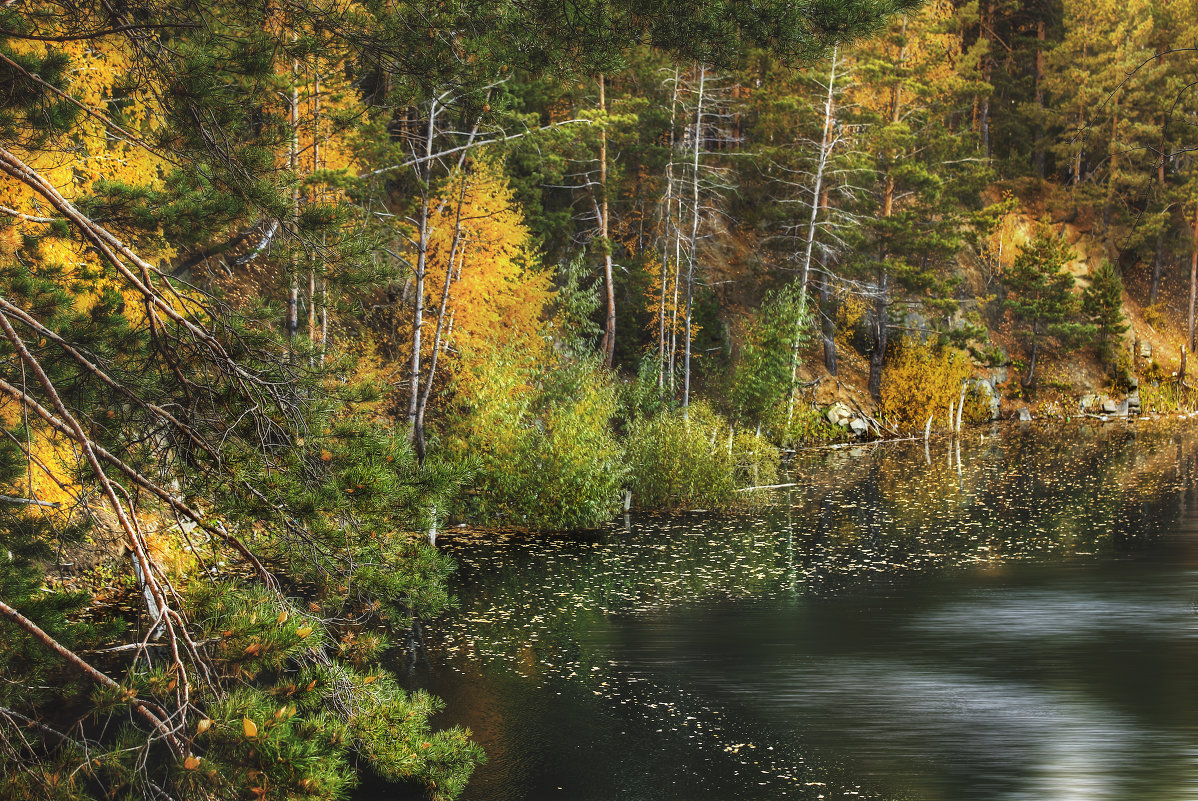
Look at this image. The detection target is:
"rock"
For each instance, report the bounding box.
[1016,407,1032,422]
[1079,394,1099,412]
[1128,375,1139,390]
[903,310,932,342]
[1127,391,1141,409]
[1117,399,1130,416]
[826,402,854,428]
[848,418,870,436]
[990,366,1009,386]
[973,378,1001,421]
[1139,340,1152,359]
[1102,399,1119,414]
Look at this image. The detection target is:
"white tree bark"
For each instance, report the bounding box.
[682,64,706,416]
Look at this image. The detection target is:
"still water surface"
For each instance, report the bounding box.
[395,423,1198,800]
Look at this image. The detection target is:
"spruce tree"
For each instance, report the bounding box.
[1005,224,1094,386]
[1082,260,1130,375]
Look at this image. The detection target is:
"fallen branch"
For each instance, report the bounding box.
[0,495,60,508]
[736,482,800,492]
[0,598,181,752]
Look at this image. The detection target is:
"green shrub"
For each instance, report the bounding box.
[771,402,847,447]
[617,354,675,428]
[625,401,779,509]
[730,283,812,428]
[447,352,627,530]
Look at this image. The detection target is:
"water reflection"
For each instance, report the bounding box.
[387,423,1198,801]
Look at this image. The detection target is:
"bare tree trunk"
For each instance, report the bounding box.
[1104,104,1118,239]
[307,76,318,347]
[287,56,300,359]
[868,32,903,400]
[414,171,469,464]
[407,99,438,440]
[682,63,706,416]
[1151,226,1165,305]
[1150,130,1169,306]
[597,74,616,368]
[789,47,839,421]
[1072,42,1087,187]
[309,69,321,367]
[1024,337,1041,387]
[1190,204,1198,351]
[979,0,993,159]
[868,269,888,399]
[798,47,838,302]
[659,66,680,390]
[1034,19,1047,179]
[819,259,837,375]
[669,214,681,396]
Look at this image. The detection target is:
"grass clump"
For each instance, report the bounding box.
[625,401,778,510]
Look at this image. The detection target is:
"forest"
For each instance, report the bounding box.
[0,0,1196,799]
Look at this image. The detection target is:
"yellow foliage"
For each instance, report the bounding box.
[849,0,963,118]
[837,293,866,334]
[424,159,551,389]
[641,254,688,340]
[880,340,973,433]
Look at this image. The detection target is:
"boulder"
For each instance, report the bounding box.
[1139,340,1152,359]
[1079,394,1099,412]
[826,402,854,428]
[848,418,870,436]
[1016,407,1032,422]
[973,378,1001,421]
[1101,399,1119,414]
[1127,391,1141,409]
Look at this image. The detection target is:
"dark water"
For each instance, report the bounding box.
[393,423,1198,801]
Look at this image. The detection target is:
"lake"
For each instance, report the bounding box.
[386,422,1198,801]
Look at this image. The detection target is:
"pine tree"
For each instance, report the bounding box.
[846,0,992,398]
[1082,260,1130,377]
[1005,224,1094,386]
[1039,0,1156,244]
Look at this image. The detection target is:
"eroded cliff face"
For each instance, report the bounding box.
[769,193,1194,432]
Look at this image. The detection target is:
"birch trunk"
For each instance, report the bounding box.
[414,172,468,464]
[597,74,616,368]
[406,99,438,438]
[682,64,706,416]
[287,56,300,359]
[789,47,839,421]
[659,67,680,390]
